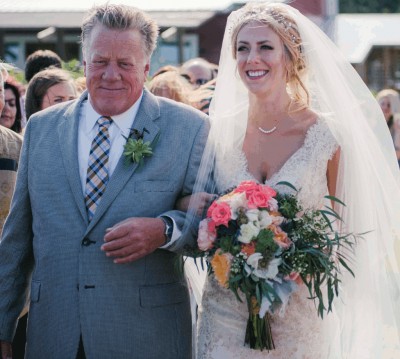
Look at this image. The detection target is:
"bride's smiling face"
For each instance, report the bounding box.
[236,22,287,96]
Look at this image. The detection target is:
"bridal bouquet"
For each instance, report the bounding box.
[197,180,358,351]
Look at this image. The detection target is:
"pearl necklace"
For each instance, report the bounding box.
[256,100,293,135]
[258,125,277,134]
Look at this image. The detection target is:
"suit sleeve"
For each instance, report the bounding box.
[160,117,210,254]
[0,121,34,342]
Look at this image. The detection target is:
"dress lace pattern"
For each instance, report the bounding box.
[197,118,339,359]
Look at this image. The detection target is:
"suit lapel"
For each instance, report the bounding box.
[58,91,89,224]
[86,90,161,232]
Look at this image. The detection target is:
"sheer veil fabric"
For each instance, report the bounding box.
[185,2,400,357]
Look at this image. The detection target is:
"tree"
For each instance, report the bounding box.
[339,0,400,13]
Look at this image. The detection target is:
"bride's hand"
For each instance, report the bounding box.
[176,192,216,216]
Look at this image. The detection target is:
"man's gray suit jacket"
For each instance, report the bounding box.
[0,89,209,359]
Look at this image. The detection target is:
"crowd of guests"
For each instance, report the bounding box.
[1,50,219,140]
[0,48,221,153]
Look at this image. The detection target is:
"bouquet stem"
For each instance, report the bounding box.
[245,296,275,351]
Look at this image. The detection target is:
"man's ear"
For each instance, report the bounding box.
[144,62,150,77]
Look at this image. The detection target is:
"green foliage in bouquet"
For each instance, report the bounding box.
[276,183,357,318]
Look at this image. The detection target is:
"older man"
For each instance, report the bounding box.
[0,5,208,359]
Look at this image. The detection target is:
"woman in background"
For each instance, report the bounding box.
[148,68,215,115]
[376,88,400,164]
[1,78,23,134]
[25,67,77,120]
[148,69,193,105]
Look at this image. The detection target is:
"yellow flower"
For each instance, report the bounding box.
[211,249,232,288]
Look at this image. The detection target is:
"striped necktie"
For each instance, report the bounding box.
[85,116,113,221]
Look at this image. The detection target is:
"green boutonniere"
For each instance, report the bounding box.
[123,128,159,167]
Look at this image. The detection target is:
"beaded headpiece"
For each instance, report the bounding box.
[229,5,299,44]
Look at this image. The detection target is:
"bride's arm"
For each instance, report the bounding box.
[327,147,341,208]
[175,192,215,216]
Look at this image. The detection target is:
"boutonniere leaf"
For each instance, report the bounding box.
[123,128,159,167]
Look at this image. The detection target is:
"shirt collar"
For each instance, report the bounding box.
[83,91,144,138]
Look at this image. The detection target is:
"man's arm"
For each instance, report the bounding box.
[101,117,210,263]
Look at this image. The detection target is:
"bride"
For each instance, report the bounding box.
[183,2,400,358]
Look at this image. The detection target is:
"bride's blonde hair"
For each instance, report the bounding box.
[230,3,309,108]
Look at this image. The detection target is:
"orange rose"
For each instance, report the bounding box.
[211,249,233,288]
[270,211,282,217]
[241,242,256,256]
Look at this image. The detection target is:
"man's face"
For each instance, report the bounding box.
[84,24,150,116]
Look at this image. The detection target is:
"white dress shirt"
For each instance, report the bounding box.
[78,92,179,247]
[78,93,143,191]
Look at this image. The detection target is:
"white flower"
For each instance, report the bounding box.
[219,192,247,220]
[246,254,281,281]
[268,198,279,211]
[238,222,260,244]
[259,210,273,228]
[254,258,282,280]
[246,208,260,224]
[246,252,263,269]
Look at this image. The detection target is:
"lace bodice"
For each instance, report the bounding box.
[215,118,338,209]
[197,118,339,359]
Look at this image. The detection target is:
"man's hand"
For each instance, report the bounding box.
[102,217,166,264]
[0,340,12,359]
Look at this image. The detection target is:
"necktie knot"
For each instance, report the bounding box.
[97,116,113,128]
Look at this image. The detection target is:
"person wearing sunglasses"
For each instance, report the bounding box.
[180,57,216,89]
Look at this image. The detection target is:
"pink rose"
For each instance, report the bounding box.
[207,201,231,227]
[206,201,218,218]
[234,180,261,198]
[198,219,217,251]
[207,219,216,235]
[259,185,276,201]
[247,190,270,209]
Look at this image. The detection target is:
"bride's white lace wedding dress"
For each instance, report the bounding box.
[196,118,339,359]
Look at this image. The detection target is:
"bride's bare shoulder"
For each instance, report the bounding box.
[289,107,319,133]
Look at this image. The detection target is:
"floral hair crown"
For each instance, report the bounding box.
[230,6,298,44]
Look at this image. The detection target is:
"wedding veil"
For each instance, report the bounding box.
[185,2,400,357]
